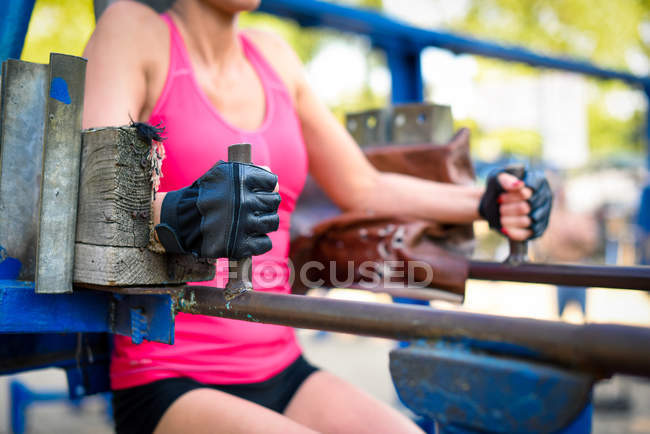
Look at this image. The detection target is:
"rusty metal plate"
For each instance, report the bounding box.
[0,59,48,280]
[390,103,454,145]
[345,103,454,147]
[35,54,86,293]
[345,109,388,146]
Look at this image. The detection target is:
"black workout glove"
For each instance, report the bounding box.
[478,167,553,240]
[155,161,281,259]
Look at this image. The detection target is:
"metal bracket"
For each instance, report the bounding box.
[0,281,175,344]
[390,340,594,433]
[0,54,86,293]
[111,293,175,345]
[346,103,454,147]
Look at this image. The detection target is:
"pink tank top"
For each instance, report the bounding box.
[110,14,308,389]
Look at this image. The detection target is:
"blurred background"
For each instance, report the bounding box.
[3,0,650,432]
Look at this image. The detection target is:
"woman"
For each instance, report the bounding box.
[83,1,550,432]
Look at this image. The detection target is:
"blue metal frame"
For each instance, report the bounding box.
[0,281,175,343]
[258,0,650,101]
[391,340,594,433]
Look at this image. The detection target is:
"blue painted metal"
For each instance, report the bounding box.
[0,281,111,334]
[637,183,650,264]
[0,0,36,62]
[0,248,21,279]
[0,281,175,343]
[637,84,650,265]
[66,361,111,399]
[0,333,109,375]
[130,307,147,345]
[10,380,80,434]
[258,0,650,87]
[10,379,112,434]
[49,76,71,104]
[382,45,423,103]
[112,293,176,345]
[390,340,594,433]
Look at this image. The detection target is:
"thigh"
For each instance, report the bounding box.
[283,371,423,434]
[155,388,316,434]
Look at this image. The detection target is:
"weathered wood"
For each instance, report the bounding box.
[77,127,152,247]
[74,126,214,286]
[74,244,215,286]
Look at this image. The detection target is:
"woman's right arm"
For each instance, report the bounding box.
[83,2,164,128]
[83,2,169,224]
[82,3,280,256]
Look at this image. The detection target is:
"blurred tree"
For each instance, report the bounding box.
[588,93,645,159]
[446,0,649,160]
[19,0,645,163]
[240,12,325,65]
[244,2,389,120]
[455,0,649,72]
[21,0,95,63]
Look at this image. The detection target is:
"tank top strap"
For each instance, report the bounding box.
[238,33,289,93]
[160,13,193,77]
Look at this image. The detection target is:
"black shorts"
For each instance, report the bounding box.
[112,355,318,434]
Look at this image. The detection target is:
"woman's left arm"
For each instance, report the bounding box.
[296,74,485,223]
[248,32,540,241]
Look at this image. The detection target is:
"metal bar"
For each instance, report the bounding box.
[257,0,648,87]
[0,59,48,280]
[225,143,253,299]
[469,260,650,290]
[383,45,423,103]
[176,285,650,377]
[502,165,529,265]
[346,283,464,303]
[35,54,86,293]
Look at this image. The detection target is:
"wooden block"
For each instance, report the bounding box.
[77,127,151,247]
[75,126,214,286]
[73,244,215,287]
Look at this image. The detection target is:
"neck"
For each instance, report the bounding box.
[169,0,241,67]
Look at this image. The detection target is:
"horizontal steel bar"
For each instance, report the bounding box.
[469,261,650,290]
[176,286,650,377]
[257,0,649,87]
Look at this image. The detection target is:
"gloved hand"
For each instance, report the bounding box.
[478,166,552,240]
[155,161,281,259]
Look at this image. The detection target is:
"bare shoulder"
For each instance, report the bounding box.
[242,28,304,101]
[83,1,170,126]
[85,1,167,65]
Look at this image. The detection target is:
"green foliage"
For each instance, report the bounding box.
[451,1,649,160]
[456,118,542,160]
[242,10,389,119]
[455,0,649,70]
[240,11,326,64]
[18,0,647,163]
[588,97,644,159]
